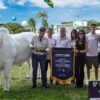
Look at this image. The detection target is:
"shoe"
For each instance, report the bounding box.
[75,85,79,88]
[86,80,90,85]
[42,85,49,88]
[56,82,59,85]
[37,77,41,79]
[31,85,36,89]
[78,85,82,88]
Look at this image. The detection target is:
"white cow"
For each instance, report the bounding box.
[0,28,35,92]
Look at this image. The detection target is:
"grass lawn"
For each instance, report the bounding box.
[0,63,100,100]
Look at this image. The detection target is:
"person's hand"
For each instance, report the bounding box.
[40,49,46,52]
[32,47,34,49]
[75,50,78,53]
[32,46,37,51]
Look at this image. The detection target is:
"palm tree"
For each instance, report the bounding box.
[37,11,48,28]
[42,19,48,29]
[28,17,36,33]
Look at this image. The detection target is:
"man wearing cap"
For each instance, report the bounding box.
[86,24,100,85]
[30,27,49,88]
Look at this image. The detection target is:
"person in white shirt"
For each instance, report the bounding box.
[31,27,49,88]
[86,24,100,85]
[55,27,71,85]
[45,28,56,84]
[56,27,71,48]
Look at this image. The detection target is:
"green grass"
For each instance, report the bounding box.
[0,63,100,100]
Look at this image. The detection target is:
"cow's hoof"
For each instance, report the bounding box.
[4,89,9,93]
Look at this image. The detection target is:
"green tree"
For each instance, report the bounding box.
[50,24,54,29]
[61,21,73,24]
[37,11,48,29]
[4,22,24,34]
[42,19,48,29]
[77,26,89,30]
[28,17,36,33]
[88,20,100,27]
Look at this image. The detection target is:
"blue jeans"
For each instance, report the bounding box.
[32,53,46,86]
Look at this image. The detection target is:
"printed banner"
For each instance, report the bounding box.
[88,81,100,99]
[50,48,75,84]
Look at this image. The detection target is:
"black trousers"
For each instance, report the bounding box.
[75,56,85,87]
[32,53,46,86]
[45,60,53,83]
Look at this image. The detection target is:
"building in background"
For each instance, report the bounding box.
[0,24,4,27]
[54,24,74,37]
[96,27,100,35]
[73,20,88,28]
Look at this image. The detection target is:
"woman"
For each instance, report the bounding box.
[75,30,88,88]
[71,29,78,48]
[71,29,78,84]
[98,43,100,64]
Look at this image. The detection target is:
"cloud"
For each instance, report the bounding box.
[1,0,100,9]
[17,0,26,6]
[17,0,48,8]
[16,0,100,8]
[21,20,27,26]
[53,0,100,7]
[0,1,7,9]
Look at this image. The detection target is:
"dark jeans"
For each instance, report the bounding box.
[75,55,85,87]
[32,53,46,86]
[45,60,53,83]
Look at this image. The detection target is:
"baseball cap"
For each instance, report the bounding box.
[39,27,46,32]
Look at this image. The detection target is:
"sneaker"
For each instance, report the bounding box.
[42,85,49,88]
[86,80,90,85]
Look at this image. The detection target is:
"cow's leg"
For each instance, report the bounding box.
[26,59,31,79]
[4,63,12,92]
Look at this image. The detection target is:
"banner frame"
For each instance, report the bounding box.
[50,47,75,84]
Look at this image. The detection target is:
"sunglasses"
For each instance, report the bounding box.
[79,32,84,34]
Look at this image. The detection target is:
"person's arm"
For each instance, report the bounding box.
[67,39,71,48]
[45,39,50,52]
[75,41,88,53]
[80,40,88,53]
[30,37,34,48]
[30,35,37,50]
[99,35,100,42]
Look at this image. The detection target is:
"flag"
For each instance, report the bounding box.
[44,0,54,8]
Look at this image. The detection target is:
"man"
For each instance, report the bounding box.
[86,24,100,85]
[45,28,56,84]
[56,27,71,48]
[30,27,49,88]
[98,43,100,64]
[55,27,71,84]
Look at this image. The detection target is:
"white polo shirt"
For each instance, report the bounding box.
[86,33,100,56]
[46,37,56,60]
[56,36,71,48]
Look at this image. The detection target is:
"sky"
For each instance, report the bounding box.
[0,0,100,27]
